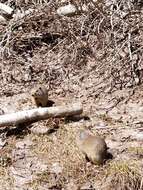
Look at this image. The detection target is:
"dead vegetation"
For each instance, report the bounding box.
[0,0,143,96]
[102,161,143,190]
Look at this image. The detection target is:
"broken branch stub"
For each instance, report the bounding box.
[0,102,83,127]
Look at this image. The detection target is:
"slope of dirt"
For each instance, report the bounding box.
[0,0,143,190]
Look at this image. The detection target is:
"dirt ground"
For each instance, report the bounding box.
[0,1,143,190]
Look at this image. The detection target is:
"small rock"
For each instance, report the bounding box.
[80,182,95,190]
[96,122,107,129]
[96,109,108,116]
[66,180,78,190]
[61,0,68,3]
[105,0,114,7]
[81,4,88,12]
[57,4,77,16]
[15,139,33,149]
[108,107,122,121]
[132,132,143,141]
[25,8,34,15]
[55,88,63,94]
[0,15,6,22]
[31,161,48,174]
[12,149,26,160]
[0,3,13,15]
[106,139,119,148]
[10,166,33,186]
[38,183,50,190]
[13,8,35,20]
[50,162,63,175]
[30,125,50,135]
[13,10,25,20]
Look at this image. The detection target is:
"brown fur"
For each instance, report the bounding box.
[76,130,108,165]
[31,85,48,107]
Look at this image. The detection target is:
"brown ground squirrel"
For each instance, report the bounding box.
[31,85,49,107]
[76,130,108,165]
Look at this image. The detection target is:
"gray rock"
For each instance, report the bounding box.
[66,180,78,190]
[108,107,122,121]
[15,139,33,149]
[57,4,77,16]
[95,121,107,129]
[80,182,95,190]
[30,125,50,135]
[132,132,143,141]
[50,162,63,175]
[0,15,6,22]
[0,3,13,15]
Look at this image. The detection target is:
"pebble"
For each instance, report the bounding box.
[57,4,77,16]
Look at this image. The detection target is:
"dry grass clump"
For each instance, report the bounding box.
[0,167,14,189]
[102,161,143,190]
[128,146,143,158]
[0,136,16,189]
[30,125,104,188]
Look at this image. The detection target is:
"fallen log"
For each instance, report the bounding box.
[0,102,83,127]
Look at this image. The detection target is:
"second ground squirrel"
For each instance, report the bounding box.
[76,130,108,165]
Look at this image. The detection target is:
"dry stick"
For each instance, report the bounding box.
[0,102,83,127]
